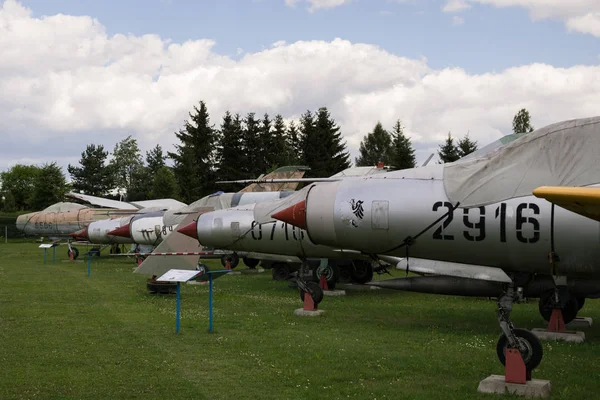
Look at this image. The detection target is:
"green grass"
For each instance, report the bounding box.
[1,242,599,399]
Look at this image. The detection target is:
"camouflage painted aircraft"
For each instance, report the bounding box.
[178,117,600,372]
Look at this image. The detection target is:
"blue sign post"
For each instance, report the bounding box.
[87,254,91,276]
[39,243,58,264]
[176,282,181,333]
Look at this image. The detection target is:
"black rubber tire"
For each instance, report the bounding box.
[68,247,79,260]
[338,266,352,283]
[538,291,579,324]
[272,264,291,281]
[576,297,586,311]
[300,281,324,305]
[350,260,373,284]
[221,253,239,269]
[243,257,260,269]
[496,328,543,371]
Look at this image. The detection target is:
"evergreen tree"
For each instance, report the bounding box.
[216,111,246,187]
[389,120,416,169]
[146,145,166,176]
[168,101,217,202]
[355,122,392,167]
[301,107,351,177]
[512,108,534,133]
[437,132,460,163]
[68,144,114,196]
[0,164,40,210]
[271,114,291,169]
[286,120,302,164]
[259,113,273,171]
[151,166,180,199]
[242,112,262,178]
[30,162,68,210]
[456,133,478,158]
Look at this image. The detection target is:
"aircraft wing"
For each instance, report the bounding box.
[129,199,188,209]
[65,192,139,210]
[218,178,344,185]
[533,186,600,222]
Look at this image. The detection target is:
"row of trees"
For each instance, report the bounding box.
[0,105,536,211]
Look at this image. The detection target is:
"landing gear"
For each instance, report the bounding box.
[299,281,324,305]
[220,253,239,269]
[314,262,340,290]
[350,260,373,284]
[496,282,543,371]
[538,288,579,324]
[243,257,260,269]
[67,247,79,260]
[272,263,291,281]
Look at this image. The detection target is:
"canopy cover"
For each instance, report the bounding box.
[444,116,600,207]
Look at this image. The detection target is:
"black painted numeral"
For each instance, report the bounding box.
[432,201,455,240]
[516,203,540,243]
[463,207,486,241]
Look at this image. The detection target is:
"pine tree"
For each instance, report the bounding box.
[216,111,246,186]
[259,113,273,171]
[301,107,351,177]
[151,166,180,199]
[286,120,302,164]
[67,144,113,196]
[355,122,393,167]
[30,162,68,210]
[456,133,478,158]
[389,120,416,169]
[146,145,166,176]
[512,108,534,133]
[271,114,291,169]
[110,135,143,200]
[168,101,217,202]
[437,132,460,163]
[242,112,262,178]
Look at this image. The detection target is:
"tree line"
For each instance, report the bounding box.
[0,103,535,212]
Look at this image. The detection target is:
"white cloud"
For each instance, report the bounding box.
[284,0,350,12]
[443,0,471,13]
[452,16,465,25]
[461,1,600,37]
[1,0,600,173]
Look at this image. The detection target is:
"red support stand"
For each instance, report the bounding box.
[505,348,529,384]
[225,260,231,271]
[137,257,143,266]
[319,274,328,290]
[547,309,566,332]
[303,293,318,311]
[69,251,75,261]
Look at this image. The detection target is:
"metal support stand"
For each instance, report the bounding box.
[44,248,47,264]
[209,274,214,333]
[87,254,91,276]
[176,282,181,333]
[53,246,56,263]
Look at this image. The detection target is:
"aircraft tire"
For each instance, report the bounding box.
[576,297,586,311]
[314,263,340,290]
[338,266,352,283]
[68,247,79,260]
[221,253,239,269]
[300,282,324,305]
[272,263,291,281]
[538,291,579,324]
[496,328,543,371]
[350,260,373,284]
[243,257,260,269]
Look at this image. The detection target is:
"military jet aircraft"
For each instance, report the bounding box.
[243,116,600,372]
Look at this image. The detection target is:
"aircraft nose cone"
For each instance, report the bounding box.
[177,221,198,240]
[69,227,88,241]
[108,224,131,238]
[15,213,35,232]
[271,200,307,230]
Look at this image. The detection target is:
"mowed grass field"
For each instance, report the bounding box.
[1,242,599,399]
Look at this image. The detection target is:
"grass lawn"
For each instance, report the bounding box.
[1,242,599,399]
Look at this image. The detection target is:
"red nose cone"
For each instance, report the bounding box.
[108,224,131,238]
[69,227,88,241]
[177,221,198,240]
[271,200,307,230]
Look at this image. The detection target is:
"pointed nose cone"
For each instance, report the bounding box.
[271,200,307,230]
[177,221,198,240]
[15,213,34,232]
[69,227,88,241]
[108,224,131,238]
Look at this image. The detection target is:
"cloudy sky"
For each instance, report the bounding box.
[1,0,599,175]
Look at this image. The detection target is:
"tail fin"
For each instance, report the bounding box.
[238,166,310,192]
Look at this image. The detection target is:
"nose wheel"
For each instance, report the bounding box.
[496,282,543,371]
